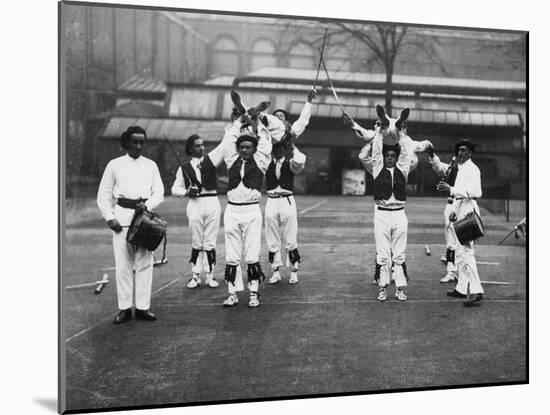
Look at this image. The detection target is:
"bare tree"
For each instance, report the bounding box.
[278,21,448,116]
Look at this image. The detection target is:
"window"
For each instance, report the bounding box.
[211,36,240,76]
[288,42,315,69]
[250,38,277,71]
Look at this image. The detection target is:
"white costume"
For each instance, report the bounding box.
[97,154,164,311]
[447,159,484,295]
[359,132,411,299]
[208,115,284,304]
[264,147,306,280]
[171,156,221,286]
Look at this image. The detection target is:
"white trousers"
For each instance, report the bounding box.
[449,200,484,295]
[264,196,299,270]
[224,204,262,294]
[112,205,154,310]
[186,197,221,275]
[444,203,458,274]
[374,207,408,288]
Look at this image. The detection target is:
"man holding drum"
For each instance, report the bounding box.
[436,139,484,307]
[97,126,165,324]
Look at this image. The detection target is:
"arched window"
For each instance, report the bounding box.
[211,36,240,76]
[250,38,278,71]
[287,42,315,69]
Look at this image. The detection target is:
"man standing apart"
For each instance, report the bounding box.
[358,112,412,301]
[97,126,164,324]
[171,134,221,289]
[437,139,484,306]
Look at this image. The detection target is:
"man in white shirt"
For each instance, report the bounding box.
[97,126,165,324]
[171,134,221,289]
[358,107,412,301]
[207,95,285,308]
[265,141,306,285]
[436,139,484,306]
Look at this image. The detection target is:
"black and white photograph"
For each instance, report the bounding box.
[5,0,546,413]
[56,0,532,413]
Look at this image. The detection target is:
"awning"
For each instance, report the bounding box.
[100,117,228,142]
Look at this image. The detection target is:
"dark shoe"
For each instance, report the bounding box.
[447,289,467,299]
[463,294,483,307]
[135,309,157,321]
[114,308,132,325]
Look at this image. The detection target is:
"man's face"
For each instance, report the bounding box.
[238,140,256,161]
[456,145,472,164]
[127,133,145,159]
[190,138,205,158]
[384,150,397,168]
[274,111,286,122]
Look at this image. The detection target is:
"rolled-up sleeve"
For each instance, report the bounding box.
[290,102,312,138]
[429,154,449,176]
[358,142,374,176]
[97,161,116,222]
[352,121,376,141]
[397,136,412,179]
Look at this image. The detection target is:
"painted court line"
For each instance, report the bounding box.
[161,298,525,307]
[65,277,180,343]
[299,199,328,215]
[477,261,500,265]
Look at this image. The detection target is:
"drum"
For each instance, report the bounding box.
[126,209,168,251]
[454,211,485,245]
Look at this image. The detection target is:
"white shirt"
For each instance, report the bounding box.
[290,102,312,138]
[267,147,306,195]
[97,154,164,221]
[451,159,482,200]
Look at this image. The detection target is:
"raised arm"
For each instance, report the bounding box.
[358,141,374,176]
[371,130,384,178]
[289,144,306,174]
[428,153,450,177]
[171,166,187,197]
[290,89,316,139]
[343,112,376,142]
[396,136,412,179]
[253,123,273,173]
[208,120,243,167]
[97,161,116,221]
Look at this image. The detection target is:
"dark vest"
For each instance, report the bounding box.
[445,162,459,186]
[182,156,217,191]
[227,158,264,192]
[265,159,294,191]
[373,167,407,201]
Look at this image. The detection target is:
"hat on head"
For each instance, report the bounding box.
[236,134,258,148]
[273,108,290,121]
[382,143,400,155]
[454,139,476,155]
[120,126,147,149]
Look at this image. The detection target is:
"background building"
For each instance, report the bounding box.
[62,4,526,201]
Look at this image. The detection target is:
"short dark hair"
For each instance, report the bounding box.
[236,134,258,148]
[272,140,288,153]
[454,139,476,155]
[120,126,147,149]
[185,134,202,155]
[382,143,400,156]
[273,108,290,121]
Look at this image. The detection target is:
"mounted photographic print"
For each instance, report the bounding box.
[59,0,527,413]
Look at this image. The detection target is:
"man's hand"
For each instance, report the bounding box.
[342,112,353,126]
[449,212,457,223]
[135,202,147,214]
[188,185,200,198]
[436,180,451,193]
[426,143,435,158]
[307,88,318,102]
[107,219,123,233]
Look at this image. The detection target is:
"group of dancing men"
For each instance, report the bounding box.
[96,88,485,325]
